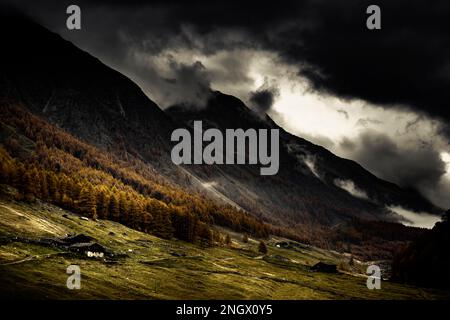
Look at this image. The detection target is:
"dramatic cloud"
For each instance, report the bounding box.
[334,179,369,200]
[388,206,441,229]
[160,60,212,108]
[249,79,280,114]
[114,45,214,108]
[7,0,450,129]
[340,130,450,208]
[303,155,321,180]
[341,131,445,187]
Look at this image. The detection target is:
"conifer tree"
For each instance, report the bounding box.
[20,170,36,202]
[61,193,73,208]
[258,241,268,254]
[78,186,97,219]
[46,172,57,200]
[118,192,129,224]
[39,171,49,200]
[225,234,232,246]
[141,212,153,233]
[151,211,174,239]
[171,210,198,243]
[57,176,68,204]
[96,190,109,219]
[29,166,41,199]
[197,223,213,247]
[132,201,146,229]
[0,154,12,184]
[108,194,120,221]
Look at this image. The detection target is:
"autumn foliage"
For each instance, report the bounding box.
[0,103,425,258]
[0,104,275,244]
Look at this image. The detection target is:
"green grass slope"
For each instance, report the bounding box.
[0,196,449,300]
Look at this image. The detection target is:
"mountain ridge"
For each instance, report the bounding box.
[0,12,440,235]
[167,91,438,226]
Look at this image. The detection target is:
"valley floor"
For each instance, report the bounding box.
[0,198,449,300]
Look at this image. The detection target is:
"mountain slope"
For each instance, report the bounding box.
[2,199,448,299]
[0,14,175,173]
[0,12,439,239]
[167,91,438,228]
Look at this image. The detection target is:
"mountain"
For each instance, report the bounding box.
[167,92,437,228]
[392,210,450,288]
[0,12,440,252]
[0,14,175,174]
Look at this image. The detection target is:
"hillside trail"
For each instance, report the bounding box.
[0,252,63,266]
[0,203,67,236]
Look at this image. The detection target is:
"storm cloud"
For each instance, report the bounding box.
[340,130,450,208]
[6,0,450,128]
[249,79,280,114]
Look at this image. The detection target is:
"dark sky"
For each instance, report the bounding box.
[4,0,450,208]
[7,0,450,126]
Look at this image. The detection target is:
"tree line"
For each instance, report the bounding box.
[0,104,282,246]
[1,103,420,259]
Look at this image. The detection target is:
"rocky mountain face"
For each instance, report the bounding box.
[167,92,437,228]
[0,13,438,232]
[0,14,175,174]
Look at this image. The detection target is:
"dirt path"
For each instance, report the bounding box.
[0,204,66,236]
[0,252,64,266]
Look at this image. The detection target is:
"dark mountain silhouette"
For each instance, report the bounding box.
[392,210,450,288]
[0,13,175,174]
[0,12,440,237]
